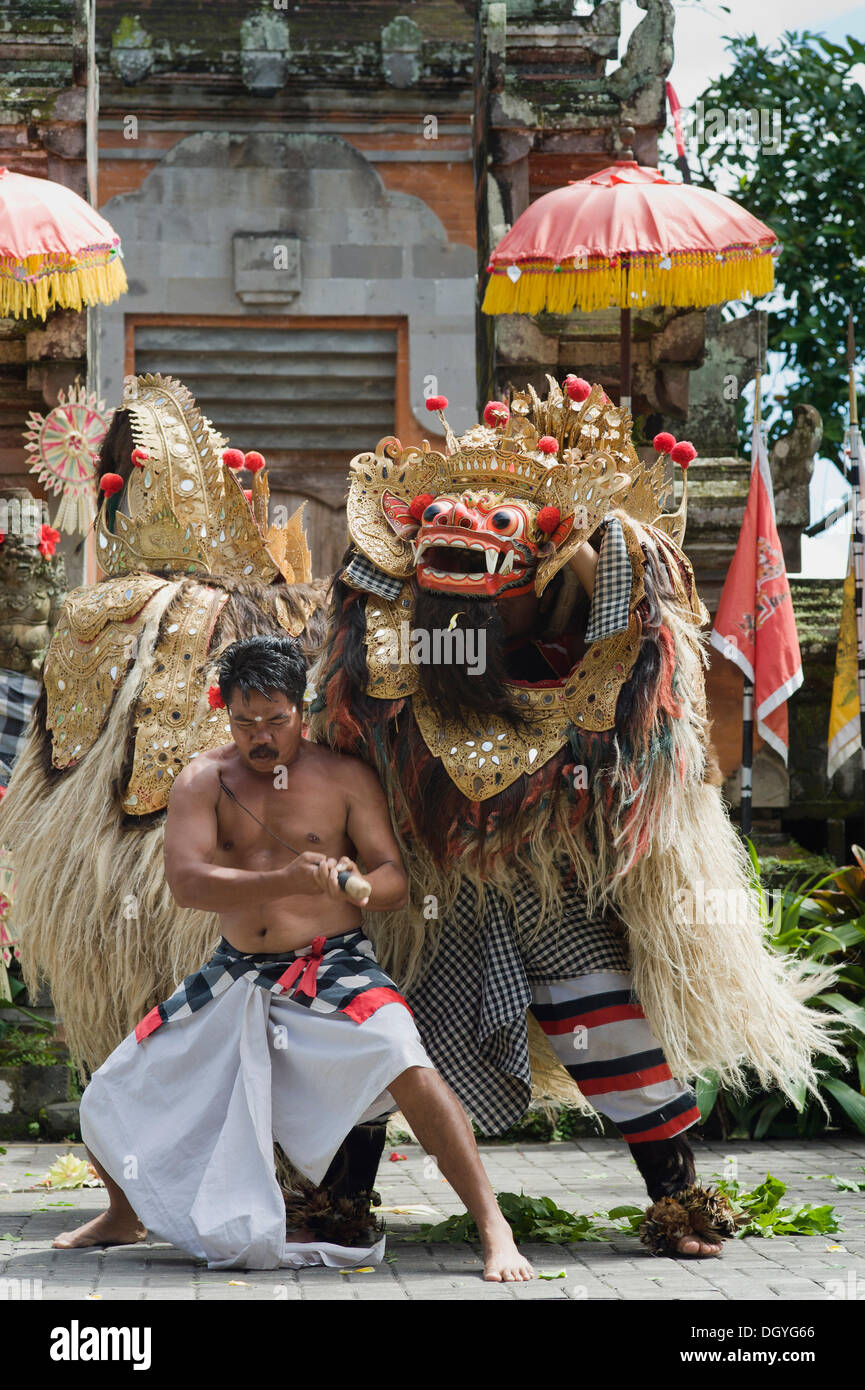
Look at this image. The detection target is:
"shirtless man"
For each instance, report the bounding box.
[60,634,533,1282]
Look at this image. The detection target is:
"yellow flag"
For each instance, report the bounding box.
[827,545,860,777]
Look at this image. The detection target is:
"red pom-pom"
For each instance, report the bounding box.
[564,376,592,403]
[653,432,676,455]
[100,473,124,497]
[670,440,697,468]
[537,435,559,455]
[207,685,225,709]
[130,447,148,468]
[425,395,449,412]
[536,505,561,534]
[222,448,245,470]
[410,493,435,521]
[243,488,253,502]
[483,400,510,427]
[244,451,266,473]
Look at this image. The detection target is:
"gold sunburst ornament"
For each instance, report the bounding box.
[24,382,112,534]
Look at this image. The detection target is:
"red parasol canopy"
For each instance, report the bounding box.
[0,167,128,320]
[482,161,777,316]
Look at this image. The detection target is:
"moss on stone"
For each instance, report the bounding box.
[112,13,152,49]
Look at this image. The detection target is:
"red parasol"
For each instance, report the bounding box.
[0,167,128,320]
[482,160,777,408]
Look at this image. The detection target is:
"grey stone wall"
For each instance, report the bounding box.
[97,131,477,435]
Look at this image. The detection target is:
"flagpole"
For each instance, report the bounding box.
[740,350,760,840]
[846,310,865,842]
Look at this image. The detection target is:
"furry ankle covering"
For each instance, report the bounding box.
[639,1185,742,1256]
[281,1185,385,1249]
[629,1132,741,1255]
[277,1121,388,1248]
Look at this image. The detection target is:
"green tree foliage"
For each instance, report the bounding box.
[692,31,865,462]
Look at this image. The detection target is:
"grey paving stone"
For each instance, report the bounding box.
[2,1136,863,1300]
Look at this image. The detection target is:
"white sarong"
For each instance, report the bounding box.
[80,942,434,1270]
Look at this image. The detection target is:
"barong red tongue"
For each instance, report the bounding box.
[275,935,326,1000]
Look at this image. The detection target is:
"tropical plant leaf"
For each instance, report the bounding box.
[821,1077,865,1134]
[754,1094,788,1139]
[695,1071,720,1120]
[820,993,865,1036]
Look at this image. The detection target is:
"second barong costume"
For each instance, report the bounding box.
[308,376,839,1253]
[80,930,434,1269]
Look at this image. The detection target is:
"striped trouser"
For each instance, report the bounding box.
[529,972,701,1144]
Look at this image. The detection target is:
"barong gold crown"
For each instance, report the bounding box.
[95,374,312,585]
[347,374,686,595]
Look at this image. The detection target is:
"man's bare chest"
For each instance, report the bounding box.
[215,776,347,858]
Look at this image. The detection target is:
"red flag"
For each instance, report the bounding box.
[710,422,803,762]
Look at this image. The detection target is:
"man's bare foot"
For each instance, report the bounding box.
[675,1235,723,1257]
[52,1211,147,1250]
[481,1221,534,1282]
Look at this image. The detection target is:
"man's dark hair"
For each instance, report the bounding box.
[217,635,306,709]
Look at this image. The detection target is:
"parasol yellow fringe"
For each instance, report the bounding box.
[481,248,775,315]
[0,256,128,320]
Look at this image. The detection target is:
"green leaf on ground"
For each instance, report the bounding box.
[716,1173,842,1237]
[411,1193,616,1244]
[408,1175,842,1246]
[828,1175,865,1192]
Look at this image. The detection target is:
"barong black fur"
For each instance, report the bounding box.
[282,1181,385,1248]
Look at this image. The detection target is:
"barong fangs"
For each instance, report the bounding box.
[80,931,435,1269]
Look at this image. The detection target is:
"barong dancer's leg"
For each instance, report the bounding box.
[53,1150,146,1250]
[530,971,735,1257]
[387,1065,534,1283]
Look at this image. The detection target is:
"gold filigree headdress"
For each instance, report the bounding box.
[95,374,312,585]
[346,375,687,596]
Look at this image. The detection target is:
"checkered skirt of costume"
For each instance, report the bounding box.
[404,876,631,1135]
[0,668,40,785]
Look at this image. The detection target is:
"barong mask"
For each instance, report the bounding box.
[333,377,699,798]
[346,376,686,602]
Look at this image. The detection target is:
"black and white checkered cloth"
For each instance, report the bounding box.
[343,554,404,601]
[135,929,409,1043]
[584,516,633,643]
[0,668,40,786]
[404,877,631,1134]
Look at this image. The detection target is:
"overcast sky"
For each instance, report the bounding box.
[656,0,865,105]
[615,1,865,575]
